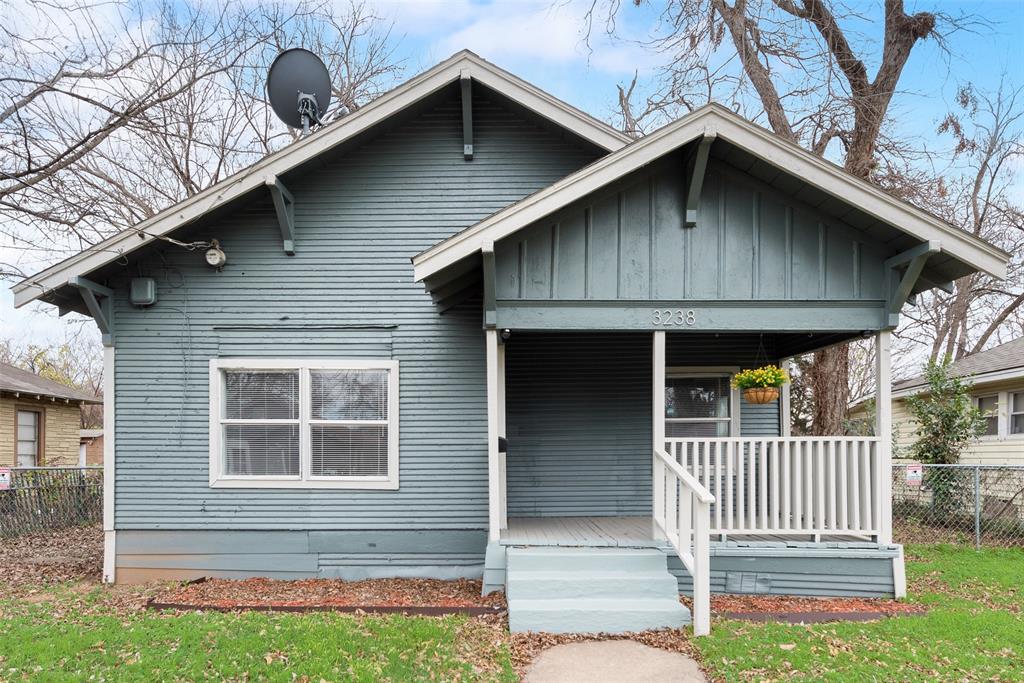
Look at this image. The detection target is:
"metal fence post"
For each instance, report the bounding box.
[974,465,981,551]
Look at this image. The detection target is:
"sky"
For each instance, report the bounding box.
[3,0,1023,350]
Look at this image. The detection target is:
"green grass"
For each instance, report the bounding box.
[694,544,1024,682]
[0,590,515,682]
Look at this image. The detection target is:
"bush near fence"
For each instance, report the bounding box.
[892,464,1024,548]
[0,468,103,538]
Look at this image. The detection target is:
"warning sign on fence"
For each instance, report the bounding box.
[0,467,10,490]
[905,463,923,486]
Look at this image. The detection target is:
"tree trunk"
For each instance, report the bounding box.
[809,345,850,435]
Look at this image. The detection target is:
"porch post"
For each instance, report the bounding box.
[486,328,502,542]
[497,341,507,531]
[875,330,893,545]
[652,331,666,539]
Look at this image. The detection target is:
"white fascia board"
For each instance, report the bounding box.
[12,51,629,308]
[892,366,1024,399]
[413,104,1009,284]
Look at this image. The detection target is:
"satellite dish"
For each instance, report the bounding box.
[266,48,332,134]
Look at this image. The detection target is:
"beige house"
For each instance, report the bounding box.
[1,362,100,467]
[888,338,1024,465]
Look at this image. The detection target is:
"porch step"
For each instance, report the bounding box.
[506,547,689,634]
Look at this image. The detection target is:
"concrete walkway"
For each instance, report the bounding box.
[524,640,707,683]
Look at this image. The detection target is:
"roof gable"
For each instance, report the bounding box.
[13,50,629,308]
[413,104,1009,287]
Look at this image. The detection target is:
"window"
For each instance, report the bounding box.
[1012,392,1024,436]
[664,371,738,437]
[16,410,41,467]
[209,359,399,489]
[976,395,999,437]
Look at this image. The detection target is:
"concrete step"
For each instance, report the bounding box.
[508,597,690,634]
[507,571,681,600]
[506,547,668,573]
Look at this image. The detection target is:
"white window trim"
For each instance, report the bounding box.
[973,390,1024,441]
[1011,391,1024,437]
[209,358,399,490]
[665,366,741,437]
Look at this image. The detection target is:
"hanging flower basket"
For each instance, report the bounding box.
[743,387,780,404]
[732,365,789,404]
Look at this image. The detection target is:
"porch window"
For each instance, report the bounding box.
[976,395,999,437]
[1011,392,1024,436]
[665,373,735,437]
[209,359,399,489]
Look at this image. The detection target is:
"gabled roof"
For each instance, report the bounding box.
[413,103,1009,285]
[0,362,100,403]
[13,50,629,308]
[893,337,1024,396]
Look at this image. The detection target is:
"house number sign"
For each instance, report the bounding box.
[652,309,697,326]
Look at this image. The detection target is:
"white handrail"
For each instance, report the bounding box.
[653,446,713,637]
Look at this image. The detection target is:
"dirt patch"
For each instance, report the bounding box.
[0,524,102,589]
[152,577,508,610]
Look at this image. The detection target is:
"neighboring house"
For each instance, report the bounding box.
[0,362,100,467]
[79,429,104,466]
[890,338,1024,464]
[10,52,1008,634]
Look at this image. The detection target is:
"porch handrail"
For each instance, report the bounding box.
[653,446,713,637]
[666,436,884,539]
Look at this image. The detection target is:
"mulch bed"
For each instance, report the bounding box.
[148,577,507,615]
[707,594,926,623]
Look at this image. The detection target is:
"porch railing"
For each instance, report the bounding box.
[666,437,882,539]
[653,446,714,636]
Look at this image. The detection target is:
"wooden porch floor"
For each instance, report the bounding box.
[499,516,871,547]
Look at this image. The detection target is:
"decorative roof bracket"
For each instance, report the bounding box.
[70,276,114,346]
[685,133,715,227]
[265,175,296,255]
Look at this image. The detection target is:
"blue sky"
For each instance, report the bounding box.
[4,0,1023,346]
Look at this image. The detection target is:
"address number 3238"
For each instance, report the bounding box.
[652,309,696,326]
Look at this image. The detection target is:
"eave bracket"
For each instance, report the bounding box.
[685,133,715,227]
[266,176,296,255]
[482,242,496,328]
[70,276,114,346]
[885,240,940,326]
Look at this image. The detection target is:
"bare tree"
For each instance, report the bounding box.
[1,0,401,281]
[585,0,978,434]
[898,83,1024,361]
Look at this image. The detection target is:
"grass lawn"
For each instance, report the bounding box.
[0,543,1021,681]
[693,544,1024,682]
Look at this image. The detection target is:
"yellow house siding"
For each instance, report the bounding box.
[0,395,83,467]
[890,378,1024,465]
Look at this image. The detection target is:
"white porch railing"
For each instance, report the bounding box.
[653,446,714,636]
[666,437,882,538]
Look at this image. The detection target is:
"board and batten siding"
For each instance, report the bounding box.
[493,158,888,306]
[109,83,603,565]
[505,332,781,518]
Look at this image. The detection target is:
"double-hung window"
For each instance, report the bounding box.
[664,369,739,437]
[1011,392,1024,436]
[977,395,999,437]
[210,359,399,489]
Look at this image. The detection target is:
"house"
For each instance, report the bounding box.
[10,51,1008,635]
[1,362,100,467]
[79,429,104,466]
[890,338,1024,464]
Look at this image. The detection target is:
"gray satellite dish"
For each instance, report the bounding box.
[266,48,332,134]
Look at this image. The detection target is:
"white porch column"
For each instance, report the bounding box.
[652,331,666,538]
[486,328,502,542]
[497,341,507,531]
[875,330,893,545]
[102,345,116,584]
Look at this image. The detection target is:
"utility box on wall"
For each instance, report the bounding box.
[129,278,157,307]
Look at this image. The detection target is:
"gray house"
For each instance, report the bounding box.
[12,51,1008,635]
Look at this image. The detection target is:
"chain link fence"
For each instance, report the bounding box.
[892,464,1024,548]
[0,467,103,538]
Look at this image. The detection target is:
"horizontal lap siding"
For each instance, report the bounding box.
[112,89,601,530]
